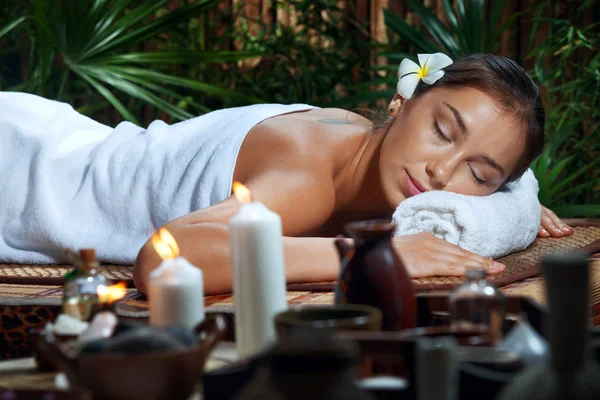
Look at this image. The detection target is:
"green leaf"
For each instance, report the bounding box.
[105,66,264,104]
[73,68,139,124]
[538,155,574,198]
[546,160,598,199]
[404,0,459,55]
[0,16,27,40]
[550,204,600,218]
[383,9,439,54]
[83,66,194,121]
[80,1,167,60]
[90,0,223,57]
[92,50,264,65]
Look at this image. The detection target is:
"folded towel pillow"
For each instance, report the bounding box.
[392,169,541,259]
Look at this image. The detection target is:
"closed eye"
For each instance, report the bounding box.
[468,164,487,185]
[433,121,450,143]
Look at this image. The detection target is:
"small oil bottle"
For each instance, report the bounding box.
[62,248,108,321]
[448,268,506,344]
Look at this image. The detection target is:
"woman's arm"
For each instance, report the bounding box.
[134,155,340,294]
[134,222,341,294]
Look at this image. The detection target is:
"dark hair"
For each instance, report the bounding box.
[412,54,546,183]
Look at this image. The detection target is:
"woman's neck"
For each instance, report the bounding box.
[334,124,392,215]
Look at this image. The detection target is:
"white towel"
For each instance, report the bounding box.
[0,92,316,263]
[392,169,541,259]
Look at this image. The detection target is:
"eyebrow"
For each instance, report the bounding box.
[481,155,506,176]
[443,101,468,138]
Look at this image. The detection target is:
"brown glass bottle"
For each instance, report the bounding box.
[335,220,417,331]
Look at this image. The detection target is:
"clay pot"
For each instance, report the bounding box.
[35,314,227,400]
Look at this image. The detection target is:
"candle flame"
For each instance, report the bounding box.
[97,282,127,304]
[151,228,180,260]
[233,182,253,204]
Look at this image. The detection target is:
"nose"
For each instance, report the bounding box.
[426,157,457,190]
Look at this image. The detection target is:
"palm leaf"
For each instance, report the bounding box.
[73,68,139,124]
[92,50,264,65]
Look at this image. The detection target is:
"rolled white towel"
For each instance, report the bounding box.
[392,169,541,259]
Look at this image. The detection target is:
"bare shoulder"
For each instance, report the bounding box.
[234,107,370,183]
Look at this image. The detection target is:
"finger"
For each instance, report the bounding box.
[431,239,502,268]
[541,213,565,237]
[547,210,572,235]
[538,226,550,238]
[430,253,504,277]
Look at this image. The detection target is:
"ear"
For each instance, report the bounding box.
[387,93,405,117]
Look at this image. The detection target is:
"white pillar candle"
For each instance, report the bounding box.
[148,229,205,329]
[229,184,288,358]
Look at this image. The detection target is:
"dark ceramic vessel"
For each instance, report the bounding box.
[274,304,382,338]
[335,220,417,331]
[35,314,227,400]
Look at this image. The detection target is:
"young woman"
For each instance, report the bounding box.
[131,54,573,295]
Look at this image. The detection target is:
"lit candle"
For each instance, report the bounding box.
[229,182,288,358]
[148,228,205,328]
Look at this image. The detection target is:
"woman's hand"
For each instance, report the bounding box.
[538,205,573,238]
[393,233,505,278]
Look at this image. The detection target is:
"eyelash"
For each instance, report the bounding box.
[433,122,450,143]
[471,172,486,185]
[469,164,486,185]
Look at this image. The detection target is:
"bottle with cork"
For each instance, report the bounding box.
[62,248,109,321]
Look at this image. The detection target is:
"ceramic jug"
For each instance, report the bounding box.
[334,220,417,331]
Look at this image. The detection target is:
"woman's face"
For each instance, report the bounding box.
[379,86,525,208]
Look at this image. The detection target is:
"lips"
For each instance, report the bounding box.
[404,170,428,198]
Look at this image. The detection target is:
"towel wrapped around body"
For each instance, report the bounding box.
[0,92,316,263]
[392,169,541,259]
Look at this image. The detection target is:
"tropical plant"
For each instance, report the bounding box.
[383,0,520,59]
[327,0,522,107]
[527,0,600,216]
[0,0,263,124]
[184,0,372,108]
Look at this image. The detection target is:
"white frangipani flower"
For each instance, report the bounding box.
[397,53,453,99]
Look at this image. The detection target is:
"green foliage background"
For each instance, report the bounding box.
[0,0,598,216]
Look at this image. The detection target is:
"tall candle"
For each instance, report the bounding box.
[148,228,205,329]
[229,182,288,358]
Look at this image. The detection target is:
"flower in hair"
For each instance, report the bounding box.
[397,53,453,99]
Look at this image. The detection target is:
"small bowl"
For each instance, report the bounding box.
[274,304,383,338]
[35,314,227,400]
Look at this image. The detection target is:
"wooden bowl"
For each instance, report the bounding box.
[35,314,227,400]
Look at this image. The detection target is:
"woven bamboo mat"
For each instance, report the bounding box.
[0,219,599,291]
[0,264,133,286]
[0,284,334,317]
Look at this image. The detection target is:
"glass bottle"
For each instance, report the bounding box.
[62,248,108,321]
[448,268,506,344]
[335,220,417,331]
